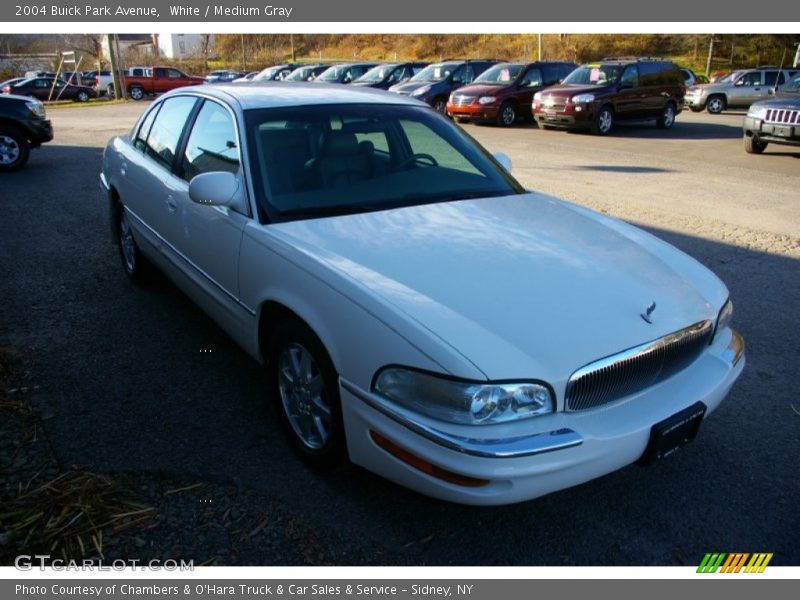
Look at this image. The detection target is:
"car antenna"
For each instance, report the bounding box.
[773,47,788,95]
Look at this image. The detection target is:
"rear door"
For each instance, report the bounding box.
[514,66,544,118]
[615,64,645,119]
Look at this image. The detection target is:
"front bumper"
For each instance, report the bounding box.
[684,94,706,109]
[19,118,54,146]
[340,328,745,505]
[447,103,499,121]
[533,102,594,129]
[744,115,800,146]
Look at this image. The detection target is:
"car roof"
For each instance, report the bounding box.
[164,81,428,110]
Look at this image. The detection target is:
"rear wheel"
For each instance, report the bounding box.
[497,101,517,127]
[656,102,676,129]
[706,95,726,114]
[106,84,116,98]
[268,319,345,469]
[744,134,767,154]
[591,105,614,135]
[431,97,447,114]
[76,90,90,102]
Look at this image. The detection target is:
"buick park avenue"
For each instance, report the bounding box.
[101,83,744,505]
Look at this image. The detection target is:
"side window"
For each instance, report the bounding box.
[144,96,197,170]
[342,68,355,83]
[739,72,762,86]
[620,65,639,87]
[451,65,466,84]
[133,103,161,152]
[520,68,543,87]
[180,100,240,181]
[168,69,183,79]
[154,68,167,78]
[354,131,389,154]
[387,67,405,83]
[764,72,779,86]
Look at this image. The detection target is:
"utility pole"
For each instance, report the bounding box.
[794,42,800,68]
[290,33,295,61]
[538,34,543,61]
[705,34,720,77]
[106,33,121,100]
[240,34,246,71]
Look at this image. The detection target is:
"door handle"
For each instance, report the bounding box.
[166,195,177,213]
[120,161,127,177]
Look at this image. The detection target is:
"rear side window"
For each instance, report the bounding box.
[620,65,639,87]
[764,72,780,86]
[180,100,240,181]
[144,96,197,170]
[638,62,664,86]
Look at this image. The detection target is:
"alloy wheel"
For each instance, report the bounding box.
[0,135,20,165]
[501,105,516,126]
[119,212,136,273]
[277,343,332,450]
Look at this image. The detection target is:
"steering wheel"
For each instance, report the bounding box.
[394,153,439,170]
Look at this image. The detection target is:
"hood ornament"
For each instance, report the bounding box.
[640,301,656,324]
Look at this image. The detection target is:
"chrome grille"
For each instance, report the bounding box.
[565,320,713,412]
[765,108,800,125]
[451,94,474,106]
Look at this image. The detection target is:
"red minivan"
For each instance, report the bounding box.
[446,61,576,126]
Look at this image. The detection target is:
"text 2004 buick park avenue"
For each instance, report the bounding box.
[100,82,744,505]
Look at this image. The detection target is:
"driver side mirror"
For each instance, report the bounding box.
[493,152,512,173]
[735,79,745,87]
[189,171,247,213]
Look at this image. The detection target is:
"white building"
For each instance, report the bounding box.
[157,34,215,60]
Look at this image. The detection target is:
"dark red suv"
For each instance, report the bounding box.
[532,58,685,135]
[446,61,576,126]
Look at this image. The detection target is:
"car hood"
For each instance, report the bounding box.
[752,94,800,109]
[452,83,511,97]
[390,81,440,94]
[270,193,727,382]
[539,84,615,99]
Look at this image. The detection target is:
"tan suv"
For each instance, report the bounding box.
[685,67,799,114]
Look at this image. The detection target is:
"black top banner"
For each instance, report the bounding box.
[3,0,798,22]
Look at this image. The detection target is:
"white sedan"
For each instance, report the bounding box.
[100,83,744,505]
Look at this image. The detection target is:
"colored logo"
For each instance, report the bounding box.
[697,553,773,573]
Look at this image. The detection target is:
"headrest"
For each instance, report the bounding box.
[320,131,360,156]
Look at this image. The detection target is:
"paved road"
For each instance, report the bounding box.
[1,102,798,565]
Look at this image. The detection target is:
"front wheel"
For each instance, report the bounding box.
[0,126,30,172]
[431,97,447,114]
[591,105,614,135]
[117,206,152,283]
[706,95,726,114]
[743,134,767,154]
[497,102,517,127]
[76,90,90,102]
[656,102,676,129]
[269,319,345,469]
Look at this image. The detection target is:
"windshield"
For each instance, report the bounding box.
[562,64,623,86]
[474,64,524,85]
[286,67,313,81]
[316,66,346,82]
[410,64,456,83]
[245,104,522,222]
[255,66,283,80]
[358,65,397,82]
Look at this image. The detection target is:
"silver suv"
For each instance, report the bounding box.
[684,67,799,114]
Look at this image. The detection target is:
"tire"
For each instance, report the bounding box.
[106,84,116,99]
[128,86,145,101]
[76,91,90,103]
[656,102,676,129]
[431,97,447,114]
[591,105,614,135]
[706,95,726,114]
[689,105,703,113]
[539,124,557,130]
[497,101,517,127]
[0,126,30,172]
[268,318,345,469]
[116,204,152,283]
[744,134,767,154]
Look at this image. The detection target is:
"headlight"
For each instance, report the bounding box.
[26,100,45,118]
[715,299,733,336]
[570,93,595,103]
[478,96,497,105]
[533,92,543,101]
[747,105,767,119]
[373,367,554,425]
[411,85,431,96]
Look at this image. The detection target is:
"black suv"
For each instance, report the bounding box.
[0,93,53,171]
[533,57,685,135]
[388,59,498,113]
